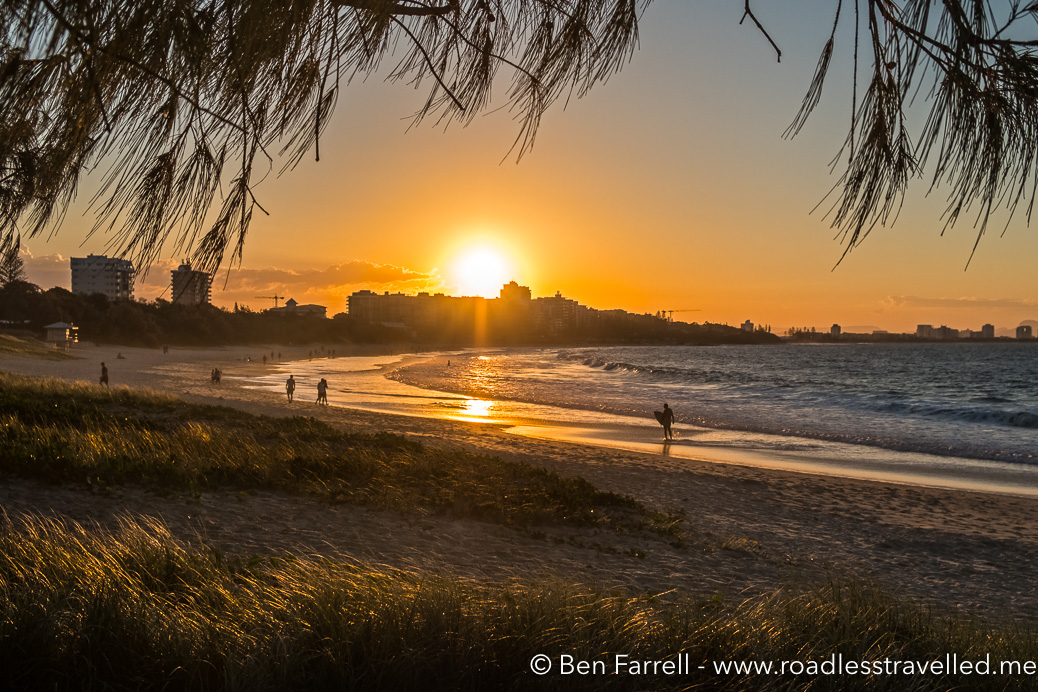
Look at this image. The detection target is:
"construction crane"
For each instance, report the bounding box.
[255,294,284,309]
[657,309,702,322]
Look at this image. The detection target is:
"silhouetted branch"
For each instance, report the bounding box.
[334,0,459,17]
[740,0,781,62]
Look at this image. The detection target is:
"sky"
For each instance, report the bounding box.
[17,1,1038,334]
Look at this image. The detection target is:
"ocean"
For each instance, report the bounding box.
[244,343,1038,494]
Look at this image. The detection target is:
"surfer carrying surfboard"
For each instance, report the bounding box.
[654,403,675,440]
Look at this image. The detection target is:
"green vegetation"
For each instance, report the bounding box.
[1,516,1035,691]
[0,334,77,360]
[0,280,385,347]
[0,372,655,532]
[3,372,1035,689]
[0,280,780,348]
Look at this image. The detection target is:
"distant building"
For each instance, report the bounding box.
[170,262,212,305]
[269,298,327,319]
[499,280,531,302]
[1018,325,1034,340]
[741,320,754,332]
[70,255,134,300]
[935,325,959,339]
[916,324,935,339]
[347,284,592,338]
[533,292,581,334]
[981,324,995,339]
[830,324,842,337]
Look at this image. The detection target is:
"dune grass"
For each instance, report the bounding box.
[3,372,1037,689]
[0,335,77,360]
[0,372,673,533]
[0,515,1035,691]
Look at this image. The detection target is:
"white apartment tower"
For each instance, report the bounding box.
[70,255,135,300]
[170,262,212,305]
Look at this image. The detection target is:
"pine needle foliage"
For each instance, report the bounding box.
[785,0,1038,263]
[2,1,1036,272]
[1,0,645,272]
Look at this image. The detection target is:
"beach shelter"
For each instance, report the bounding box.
[43,322,78,350]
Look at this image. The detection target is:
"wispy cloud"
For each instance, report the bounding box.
[21,247,72,290]
[204,261,443,311]
[217,261,440,293]
[22,251,442,313]
[880,295,1038,311]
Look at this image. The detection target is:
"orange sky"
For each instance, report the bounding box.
[19,1,1038,334]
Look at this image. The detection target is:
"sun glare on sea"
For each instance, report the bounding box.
[452,246,512,297]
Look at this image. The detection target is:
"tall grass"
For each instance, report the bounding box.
[0,372,661,532]
[0,516,1034,691]
[0,335,77,360]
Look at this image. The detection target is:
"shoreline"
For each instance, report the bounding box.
[2,343,1038,621]
[242,350,1038,498]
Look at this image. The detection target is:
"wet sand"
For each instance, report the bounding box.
[2,343,1038,621]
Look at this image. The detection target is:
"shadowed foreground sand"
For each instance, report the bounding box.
[2,343,1038,622]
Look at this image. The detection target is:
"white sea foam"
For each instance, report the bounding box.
[390,344,1038,465]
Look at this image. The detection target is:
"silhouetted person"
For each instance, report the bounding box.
[286,375,296,402]
[99,362,109,387]
[316,378,328,405]
[660,403,674,440]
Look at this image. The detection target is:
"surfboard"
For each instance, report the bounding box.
[654,410,665,425]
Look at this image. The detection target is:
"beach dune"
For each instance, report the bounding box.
[2,342,1038,622]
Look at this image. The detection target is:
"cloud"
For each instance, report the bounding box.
[18,251,444,312]
[211,261,444,312]
[880,295,1038,311]
[20,247,72,290]
[218,261,440,294]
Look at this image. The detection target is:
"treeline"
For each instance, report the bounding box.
[0,282,401,347]
[525,316,781,346]
[0,280,780,347]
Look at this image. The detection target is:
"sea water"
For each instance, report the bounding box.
[393,343,1038,464]
[242,343,1038,492]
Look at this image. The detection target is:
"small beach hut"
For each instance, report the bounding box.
[43,322,78,350]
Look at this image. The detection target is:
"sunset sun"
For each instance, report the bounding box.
[452,246,512,298]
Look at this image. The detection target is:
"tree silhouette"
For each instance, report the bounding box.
[0,242,28,286]
[2,1,1036,271]
[782,0,1038,265]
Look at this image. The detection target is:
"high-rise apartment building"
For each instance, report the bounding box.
[70,255,134,300]
[170,262,212,305]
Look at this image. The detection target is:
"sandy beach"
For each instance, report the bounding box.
[2,342,1038,623]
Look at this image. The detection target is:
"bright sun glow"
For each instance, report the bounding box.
[452,246,512,297]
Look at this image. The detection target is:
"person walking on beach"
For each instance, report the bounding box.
[286,375,296,402]
[316,378,328,405]
[99,362,109,388]
[660,403,674,440]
